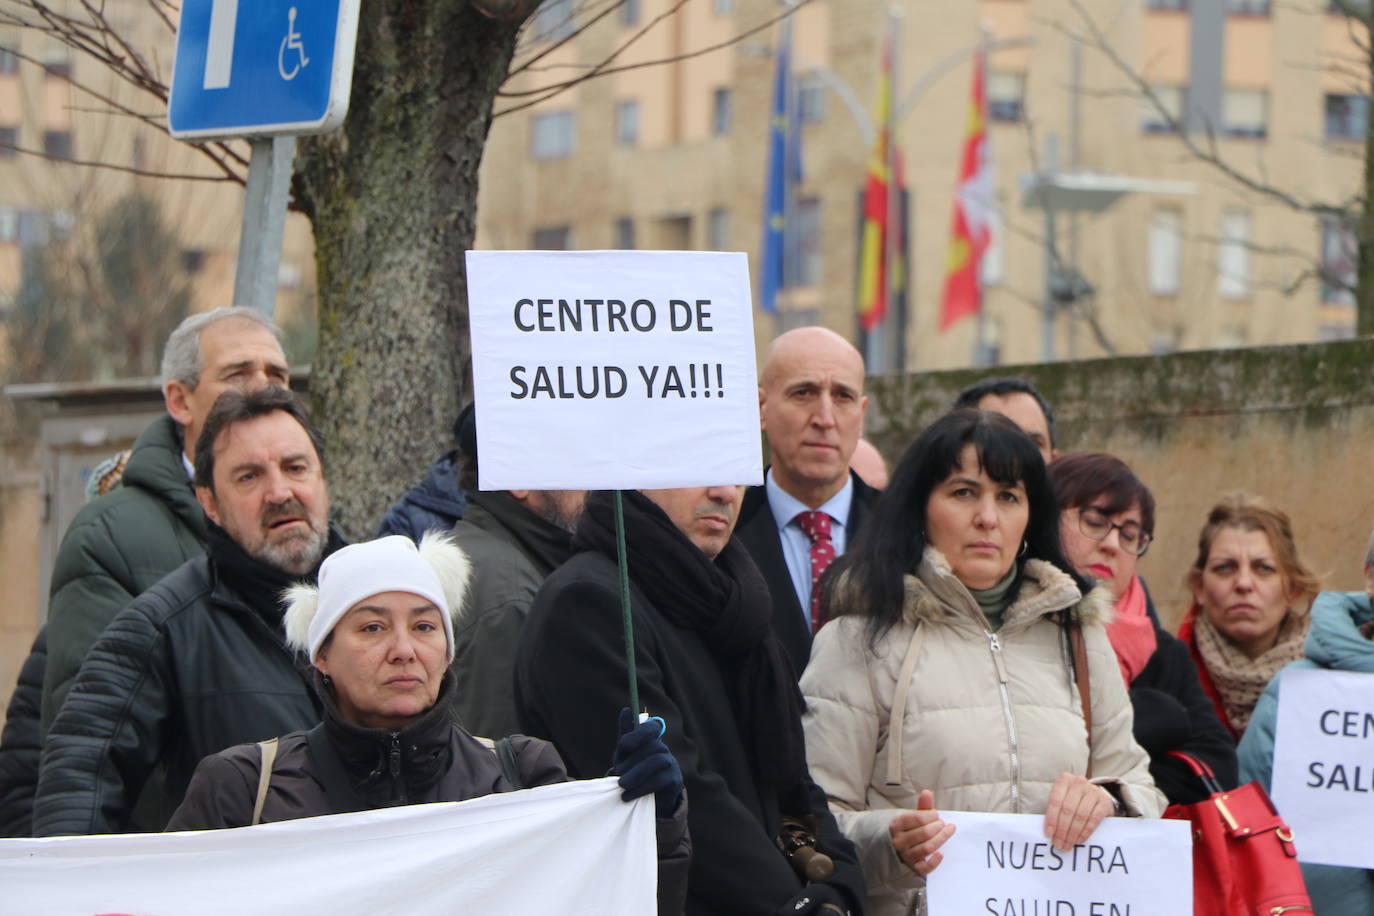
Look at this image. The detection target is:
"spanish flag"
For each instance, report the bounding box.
[939,48,994,331]
[856,37,895,332]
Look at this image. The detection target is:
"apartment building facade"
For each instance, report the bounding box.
[476,0,1368,369]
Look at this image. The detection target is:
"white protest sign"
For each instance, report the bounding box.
[1271,666,1374,869]
[925,811,1192,916]
[466,249,763,490]
[0,779,655,915]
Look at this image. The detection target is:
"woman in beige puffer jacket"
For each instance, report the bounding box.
[801,410,1165,916]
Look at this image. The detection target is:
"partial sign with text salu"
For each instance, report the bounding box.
[925,811,1192,916]
[1271,666,1374,869]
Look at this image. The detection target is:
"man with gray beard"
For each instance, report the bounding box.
[33,388,344,835]
[445,404,585,737]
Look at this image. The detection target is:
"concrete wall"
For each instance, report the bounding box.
[864,338,1374,630]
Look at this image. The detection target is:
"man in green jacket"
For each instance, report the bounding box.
[40,306,290,730]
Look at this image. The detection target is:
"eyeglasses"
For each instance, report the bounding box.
[1077,506,1151,557]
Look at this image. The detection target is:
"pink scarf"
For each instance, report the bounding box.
[1106,575,1157,685]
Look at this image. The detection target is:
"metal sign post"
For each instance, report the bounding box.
[168,0,360,316]
[233,137,296,316]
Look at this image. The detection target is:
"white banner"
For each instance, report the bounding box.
[1271,666,1374,869]
[466,249,763,490]
[925,811,1192,916]
[0,778,655,915]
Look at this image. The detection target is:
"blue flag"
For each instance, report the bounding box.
[759,21,793,315]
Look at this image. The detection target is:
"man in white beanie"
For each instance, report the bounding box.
[34,387,345,836]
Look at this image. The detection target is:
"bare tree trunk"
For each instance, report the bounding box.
[297,2,523,537]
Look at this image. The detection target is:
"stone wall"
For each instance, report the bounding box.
[864,339,1374,630]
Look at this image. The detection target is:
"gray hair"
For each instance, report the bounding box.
[1366,525,1374,570]
[160,307,281,390]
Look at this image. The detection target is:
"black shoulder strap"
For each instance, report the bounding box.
[494,737,524,790]
[305,723,373,814]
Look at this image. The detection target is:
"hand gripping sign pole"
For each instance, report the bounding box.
[465,249,764,719]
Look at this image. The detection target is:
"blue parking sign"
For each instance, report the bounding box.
[169,0,360,139]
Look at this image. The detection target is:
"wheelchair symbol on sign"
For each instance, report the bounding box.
[278,7,309,81]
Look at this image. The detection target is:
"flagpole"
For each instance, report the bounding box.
[883,7,901,373]
[973,27,990,367]
[780,12,796,322]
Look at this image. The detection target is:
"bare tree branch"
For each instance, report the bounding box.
[0,140,242,182]
[495,0,815,116]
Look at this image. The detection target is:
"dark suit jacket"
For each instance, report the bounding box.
[736,471,880,676]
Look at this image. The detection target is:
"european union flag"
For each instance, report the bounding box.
[758,21,793,315]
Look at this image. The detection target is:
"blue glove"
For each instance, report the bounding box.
[612,707,683,815]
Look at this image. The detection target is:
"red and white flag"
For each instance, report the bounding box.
[939,49,995,331]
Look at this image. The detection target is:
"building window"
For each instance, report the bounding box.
[1148,210,1184,295]
[615,100,639,146]
[619,0,641,27]
[132,135,146,169]
[531,0,576,43]
[42,129,72,160]
[42,46,71,80]
[1226,0,1269,13]
[713,0,734,14]
[1217,210,1251,300]
[1147,0,1187,9]
[792,197,822,287]
[182,249,207,274]
[0,125,16,157]
[711,88,732,136]
[530,110,575,160]
[48,209,73,242]
[1324,94,1368,141]
[987,72,1025,123]
[798,76,826,125]
[707,207,729,250]
[0,45,18,74]
[1329,0,1370,12]
[1141,86,1185,133]
[614,217,635,249]
[0,207,17,243]
[1222,89,1267,139]
[532,226,573,249]
[1320,215,1357,306]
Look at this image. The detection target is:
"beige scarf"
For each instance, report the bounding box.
[1194,610,1309,735]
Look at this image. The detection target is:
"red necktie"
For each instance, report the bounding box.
[795,510,835,635]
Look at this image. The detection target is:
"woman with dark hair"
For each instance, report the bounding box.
[801,410,1163,916]
[1049,452,1237,804]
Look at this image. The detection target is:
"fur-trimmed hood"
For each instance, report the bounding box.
[899,547,1113,632]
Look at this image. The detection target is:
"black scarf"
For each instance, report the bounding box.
[574,489,807,792]
[207,521,345,628]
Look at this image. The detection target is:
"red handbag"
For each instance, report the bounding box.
[1162,751,1313,915]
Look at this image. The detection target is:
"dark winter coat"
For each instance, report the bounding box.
[169,673,691,916]
[450,491,573,738]
[32,527,340,836]
[0,628,46,837]
[516,549,865,916]
[1127,622,1239,804]
[735,471,880,675]
[43,414,208,729]
[375,450,466,541]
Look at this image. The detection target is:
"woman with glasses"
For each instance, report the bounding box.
[1048,453,1237,803]
[801,411,1163,916]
